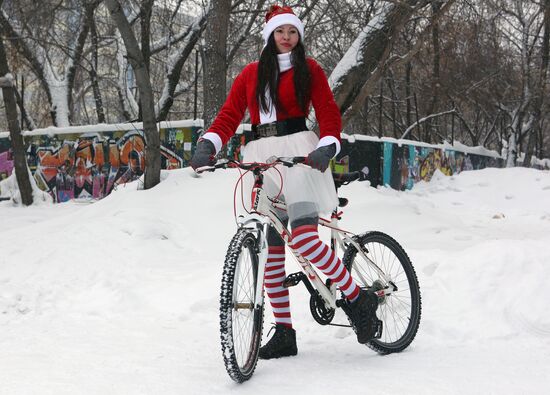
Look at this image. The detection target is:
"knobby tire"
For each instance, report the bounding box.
[219,228,264,383]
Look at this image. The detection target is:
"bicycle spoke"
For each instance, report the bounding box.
[343,232,421,353]
[221,229,263,382]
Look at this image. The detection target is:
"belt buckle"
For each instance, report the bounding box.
[261,123,278,138]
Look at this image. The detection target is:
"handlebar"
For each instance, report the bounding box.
[194,156,306,174]
[195,157,369,189]
[332,166,369,189]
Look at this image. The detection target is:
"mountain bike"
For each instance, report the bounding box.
[196,157,421,383]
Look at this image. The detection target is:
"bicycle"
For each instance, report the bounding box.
[196,157,422,383]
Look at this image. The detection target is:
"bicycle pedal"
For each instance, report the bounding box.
[335,298,349,310]
[282,272,306,288]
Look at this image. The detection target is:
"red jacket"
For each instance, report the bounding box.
[208,58,342,147]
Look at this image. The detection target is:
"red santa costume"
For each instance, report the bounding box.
[201,9,341,219]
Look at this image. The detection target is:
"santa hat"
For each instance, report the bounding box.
[262,5,304,46]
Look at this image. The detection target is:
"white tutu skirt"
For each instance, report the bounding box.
[240,131,338,220]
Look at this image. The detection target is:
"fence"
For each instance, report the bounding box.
[0,121,502,202]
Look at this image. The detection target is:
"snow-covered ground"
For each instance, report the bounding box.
[1,167,549,394]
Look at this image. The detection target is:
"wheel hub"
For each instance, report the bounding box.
[371,280,387,305]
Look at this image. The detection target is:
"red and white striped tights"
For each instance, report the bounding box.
[264,224,361,328]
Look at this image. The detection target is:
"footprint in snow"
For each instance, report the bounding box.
[423,262,439,276]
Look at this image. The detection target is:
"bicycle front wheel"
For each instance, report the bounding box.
[219,228,264,383]
[343,231,421,354]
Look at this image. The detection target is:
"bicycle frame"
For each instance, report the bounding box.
[238,169,394,313]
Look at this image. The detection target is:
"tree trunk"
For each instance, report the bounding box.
[90,14,106,123]
[202,0,231,128]
[106,0,160,189]
[405,61,413,136]
[425,0,442,143]
[138,0,153,121]
[330,0,428,115]
[0,34,33,205]
[524,0,550,167]
[506,132,517,167]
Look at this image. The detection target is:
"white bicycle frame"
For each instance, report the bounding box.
[238,179,394,312]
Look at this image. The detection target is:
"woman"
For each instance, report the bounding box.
[191,5,381,359]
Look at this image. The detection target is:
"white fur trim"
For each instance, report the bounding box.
[317,136,341,157]
[201,132,223,154]
[262,13,304,45]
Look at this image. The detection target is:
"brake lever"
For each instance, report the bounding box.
[195,159,231,174]
[195,165,216,174]
[276,157,297,167]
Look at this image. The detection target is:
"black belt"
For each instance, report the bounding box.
[251,117,307,140]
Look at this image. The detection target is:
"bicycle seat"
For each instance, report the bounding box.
[338,197,348,207]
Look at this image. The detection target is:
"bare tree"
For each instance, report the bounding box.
[155,4,211,121]
[0,26,32,204]
[0,0,100,126]
[105,0,160,189]
[329,0,456,130]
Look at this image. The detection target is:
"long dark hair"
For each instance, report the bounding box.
[256,34,311,114]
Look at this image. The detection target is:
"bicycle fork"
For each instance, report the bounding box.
[253,218,270,310]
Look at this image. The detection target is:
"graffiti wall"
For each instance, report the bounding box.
[380,141,502,190]
[0,138,13,181]
[0,122,201,202]
[227,132,502,190]
[1,121,503,202]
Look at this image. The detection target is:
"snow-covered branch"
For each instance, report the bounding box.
[400,109,457,139]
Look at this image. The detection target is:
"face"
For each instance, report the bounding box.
[273,24,300,53]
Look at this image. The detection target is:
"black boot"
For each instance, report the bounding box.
[259,324,298,359]
[344,289,383,344]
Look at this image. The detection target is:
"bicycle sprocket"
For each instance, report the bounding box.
[309,293,335,325]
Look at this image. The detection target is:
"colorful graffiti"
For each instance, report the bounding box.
[0,149,13,180]
[382,141,501,190]
[0,124,198,202]
[31,131,147,201]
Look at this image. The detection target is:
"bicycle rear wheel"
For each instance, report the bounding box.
[343,231,421,354]
[220,228,264,383]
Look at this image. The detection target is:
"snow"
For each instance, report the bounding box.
[0,120,204,140]
[1,166,550,394]
[0,73,14,87]
[0,170,52,205]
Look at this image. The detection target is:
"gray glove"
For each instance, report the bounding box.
[190,139,216,170]
[307,143,336,172]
